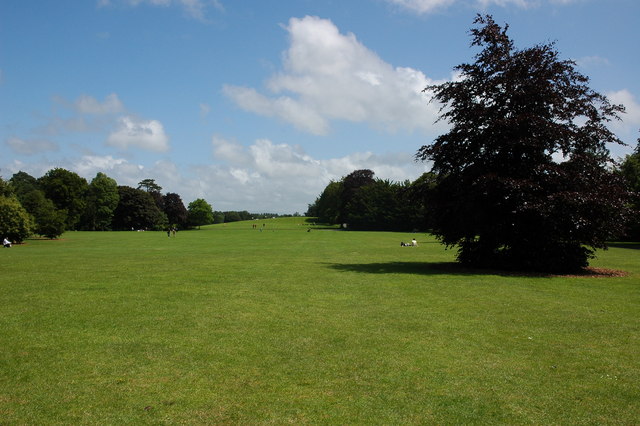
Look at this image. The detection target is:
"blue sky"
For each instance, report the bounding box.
[2,0,639,213]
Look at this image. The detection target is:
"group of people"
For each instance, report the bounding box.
[400,238,418,247]
[3,237,11,248]
[166,227,177,237]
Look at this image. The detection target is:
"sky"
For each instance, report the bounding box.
[1,0,639,214]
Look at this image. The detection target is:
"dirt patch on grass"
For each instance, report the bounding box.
[559,267,629,278]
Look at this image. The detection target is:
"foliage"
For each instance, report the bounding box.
[82,172,120,231]
[112,186,167,231]
[0,195,34,243]
[163,192,188,228]
[19,189,66,239]
[339,169,375,223]
[137,178,162,193]
[213,211,225,224]
[38,168,88,230]
[310,180,343,224]
[222,210,253,223]
[310,170,432,231]
[0,175,12,197]
[9,171,38,198]
[619,140,640,239]
[416,15,631,273]
[187,198,214,229]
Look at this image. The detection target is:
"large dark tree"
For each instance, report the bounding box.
[82,172,120,231]
[417,15,631,273]
[339,169,375,223]
[112,186,167,231]
[163,192,188,228]
[38,168,88,230]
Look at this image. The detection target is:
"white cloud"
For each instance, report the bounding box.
[97,0,220,20]
[106,116,170,152]
[385,0,582,14]
[607,89,640,152]
[2,135,429,213]
[74,94,124,115]
[386,0,455,14]
[71,155,130,176]
[608,90,640,127]
[6,137,58,155]
[202,136,428,212]
[224,16,443,136]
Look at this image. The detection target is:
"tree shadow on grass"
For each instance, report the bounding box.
[326,261,627,278]
[608,242,640,250]
[325,261,555,278]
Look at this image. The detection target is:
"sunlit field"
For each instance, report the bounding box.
[1,218,638,424]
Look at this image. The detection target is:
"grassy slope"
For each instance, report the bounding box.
[1,218,638,424]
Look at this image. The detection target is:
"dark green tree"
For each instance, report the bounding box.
[112,186,167,231]
[417,15,631,273]
[19,189,66,239]
[9,171,38,198]
[138,178,164,211]
[82,172,119,231]
[0,175,12,197]
[619,139,640,240]
[312,180,343,224]
[187,198,214,229]
[0,195,34,243]
[213,211,225,224]
[339,169,375,224]
[38,168,88,230]
[9,171,64,238]
[137,178,162,193]
[163,192,188,229]
[344,179,401,231]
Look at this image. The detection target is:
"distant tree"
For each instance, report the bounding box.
[163,192,188,228]
[213,211,225,224]
[38,168,88,230]
[313,181,343,224]
[405,172,438,231]
[339,169,375,223]
[619,139,640,240]
[0,175,12,197]
[187,198,214,229]
[9,171,38,198]
[0,195,34,243]
[82,172,119,231]
[223,211,242,222]
[19,189,66,239]
[344,179,401,231]
[416,15,631,272]
[137,178,162,193]
[304,201,318,218]
[112,186,167,231]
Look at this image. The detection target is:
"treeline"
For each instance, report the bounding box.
[0,168,308,243]
[305,169,436,232]
[0,169,216,241]
[308,156,640,239]
[216,211,302,224]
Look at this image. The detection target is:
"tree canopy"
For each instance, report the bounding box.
[416,15,631,273]
[187,198,214,229]
[38,168,88,231]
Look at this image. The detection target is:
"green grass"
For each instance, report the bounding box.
[1,218,639,424]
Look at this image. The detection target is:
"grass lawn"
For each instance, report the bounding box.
[1,218,639,424]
